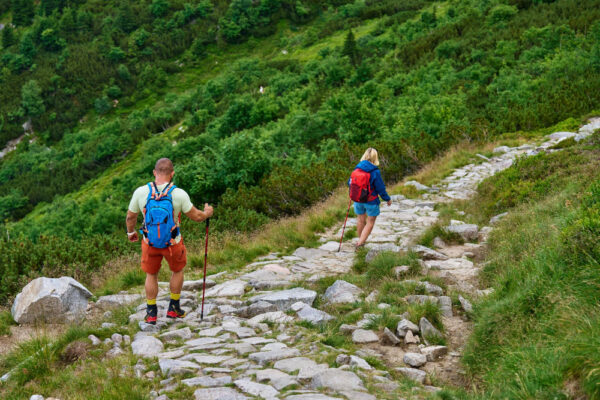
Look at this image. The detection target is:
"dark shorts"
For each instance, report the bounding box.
[141,240,187,275]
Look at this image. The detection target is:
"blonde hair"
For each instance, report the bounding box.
[360,147,379,166]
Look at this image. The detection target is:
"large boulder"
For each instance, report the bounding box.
[12,277,92,324]
[324,280,363,304]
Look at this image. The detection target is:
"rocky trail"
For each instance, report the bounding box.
[8,119,599,400]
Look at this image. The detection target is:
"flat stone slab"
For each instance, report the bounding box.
[256,368,298,390]
[182,375,232,387]
[396,367,426,383]
[411,245,448,260]
[159,359,201,376]
[194,387,248,400]
[160,327,192,341]
[403,352,427,367]
[234,379,279,399]
[131,335,164,358]
[249,348,301,365]
[274,357,329,380]
[285,395,343,400]
[204,280,247,297]
[181,354,232,364]
[96,293,143,310]
[293,302,333,324]
[310,369,365,392]
[249,288,317,311]
[182,279,216,291]
[352,329,379,343]
[319,241,341,252]
[248,311,294,326]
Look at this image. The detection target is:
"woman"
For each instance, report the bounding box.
[348,148,391,248]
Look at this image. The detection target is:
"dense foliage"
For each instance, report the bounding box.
[458,135,600,399]
[0,0,599,302]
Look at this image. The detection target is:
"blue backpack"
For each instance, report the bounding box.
[141,182,180,248]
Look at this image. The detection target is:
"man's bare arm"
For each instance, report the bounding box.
[184,203,214,222]
[126,211,140,242]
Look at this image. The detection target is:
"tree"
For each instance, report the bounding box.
[19,32,36,61]
[150,0,169,18]
[12,0,35,27]
[41,0,65,15]
[342,30,359,66]
[116,1,136,33]
[21,80,45,118]
[1,25,16,49]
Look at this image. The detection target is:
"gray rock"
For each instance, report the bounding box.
[158,349,185,359]
[546,131,576,141]
[204,280,247,297]
[404,330,419,344]
[419,317,443,342]
[30,396,44,400]
[340,324,359,334]
[285,395,341,400]
[404,180,430,191]
[489,212,508,225]
[351,329,378,344]
[445,224,479,241]
[226,326,256,339]
[396,319,419,337]
[182,279,216,291]
[227,342,256,355]
[256,368,298,390]
[235,300,278,318]
[274,357,329,379]
[160,327,192,341]
[411,245,448,260]
[324,280,363,304]
[248,311,294,326]
[131,335,164,358]
[182,375,232,387]
[364,290,378,303]
[138,321,160,332]
[393,265,410,278]
[433,237,446,248]
[101,322,116,329]
[405,295,438,305]
[159,359,201,376]
[293,247,329,260]
[234,379,279,399]
[88,334,101,346]
[12,277,92,324]
[382,327,400,345]
[249,288,317,311]
[249,348,301,365]
[111,333,123,345]
[294,302,333,324]
[458,295,473,313]
[96,293,143,310]
[194,387,248,400]
[340,391,376,400]
[396,367,426,383]
[105,346,125,358]
[439,296,453,317]
[421,345,448,361]
[403,352,427,367]
[310,369,365,392]
[402,280,443,296]
[492,146,510,154]
[197,327,224,337]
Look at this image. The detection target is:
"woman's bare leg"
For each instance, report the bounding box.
[357,216,377,246]
[356,213,367,239]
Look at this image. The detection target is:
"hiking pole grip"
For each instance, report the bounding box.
[200,218,210,320]
[339,199,352,252]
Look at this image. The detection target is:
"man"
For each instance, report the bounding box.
[126,158,213,324]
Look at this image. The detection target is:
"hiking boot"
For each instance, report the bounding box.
[166,301,187,319]
[144,307,157,325]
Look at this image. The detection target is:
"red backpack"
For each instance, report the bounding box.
[349,169,378,203]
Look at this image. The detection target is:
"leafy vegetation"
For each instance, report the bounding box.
[443,133,600,399]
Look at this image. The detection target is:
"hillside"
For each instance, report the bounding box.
[0,120,598,399]
[1,0,600,304]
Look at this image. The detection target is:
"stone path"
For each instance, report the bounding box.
[83,125,595,400]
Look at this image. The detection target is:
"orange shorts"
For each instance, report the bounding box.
[141,240,187,275]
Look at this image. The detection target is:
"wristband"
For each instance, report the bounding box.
[127,231,136,237]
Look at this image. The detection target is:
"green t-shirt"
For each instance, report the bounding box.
[128,183,194,242]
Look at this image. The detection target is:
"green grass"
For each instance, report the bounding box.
[0,310,15,336]
[449,133,600,399]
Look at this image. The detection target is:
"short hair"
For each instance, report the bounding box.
[360,147,379,166]
[155,158,174,175]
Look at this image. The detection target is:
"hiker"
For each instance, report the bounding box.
[126,158,213,324]
[348,148,391,248]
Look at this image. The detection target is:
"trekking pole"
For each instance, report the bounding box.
[200,218,210,320]
[338,199,352,252]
